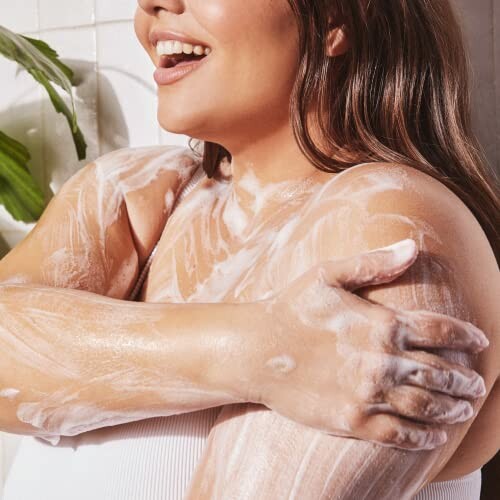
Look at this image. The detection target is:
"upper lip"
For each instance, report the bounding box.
[149,29,210,48]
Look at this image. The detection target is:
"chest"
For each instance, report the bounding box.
[138,179,331,304]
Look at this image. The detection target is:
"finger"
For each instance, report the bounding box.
[318,238,418,292]
[357,413,447,450]
[394,351,486,398]
[382,385,474,425]
[395,309,489,353]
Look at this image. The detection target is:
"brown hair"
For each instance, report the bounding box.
[189,0,500,262]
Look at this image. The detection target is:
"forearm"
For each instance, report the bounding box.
[0,283,258,444]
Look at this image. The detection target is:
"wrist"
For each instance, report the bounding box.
[204,301,272,405]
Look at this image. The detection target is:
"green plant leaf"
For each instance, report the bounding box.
[0,142,45,222]
[0,25,87,159]
[30,68,87,160]
[0,130,30,170]
[0,176,34,221]
[21,35,74,84]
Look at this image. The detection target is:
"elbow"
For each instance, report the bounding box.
[0,401,62,445]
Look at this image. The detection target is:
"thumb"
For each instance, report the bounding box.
[319,238,418,291]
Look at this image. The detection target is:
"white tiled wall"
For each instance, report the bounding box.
[0,0,190,493]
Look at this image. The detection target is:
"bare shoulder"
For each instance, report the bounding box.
[0,144,202,297]
[316,161,482,222]
[313,159,499,340]
[311,161,497,274]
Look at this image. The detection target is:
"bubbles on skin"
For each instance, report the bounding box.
[164,189,175,215]
[16,380,235,443]
[0,388,20,400]
[0,274,31,285]
[30,146,201,296]
[265,354,297,374]
[0,287,238,439]
[146,162,328,303]
[177,164,475,498]
[1,154,475,498]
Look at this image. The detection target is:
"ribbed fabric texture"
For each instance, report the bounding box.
[2,409,222,500]
[412,468,482,500]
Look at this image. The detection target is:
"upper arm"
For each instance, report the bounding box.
[317,162,499,385]
[324,162,500,468]
[300,162,500,475]
[0,145,201,298]
[186,163,499,499]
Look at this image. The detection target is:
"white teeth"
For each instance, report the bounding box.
[156,40,211,58]
[193,45,204,56]
[173,40,183,54]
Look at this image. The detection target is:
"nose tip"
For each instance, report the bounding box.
[137,0,184,17]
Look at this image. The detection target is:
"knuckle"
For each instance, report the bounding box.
[406,392,425,415]
[443,370,455,391]
[378,355,397,381]
[405,365,431,388]
[313,263,333,284]
[366,358,395,396]
[381,310,400,345]
[345,405,365,431]
[440,321,454,341]
[381,424,403,445]
[415,368,429,386]
[416,394,436,418]
[356,378,381,402]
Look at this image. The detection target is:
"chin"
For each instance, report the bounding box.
[157,112,205,140]
[157,106,194,135]
[157,84,222,124]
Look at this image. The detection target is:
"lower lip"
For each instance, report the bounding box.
[153,56,210,86]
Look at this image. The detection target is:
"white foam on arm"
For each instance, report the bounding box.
[0,284,258,445]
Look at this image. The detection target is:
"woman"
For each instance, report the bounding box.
[1,0,498,499]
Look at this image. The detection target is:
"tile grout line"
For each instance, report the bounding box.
[36,0,46,195]
[94,0,102,157]
[23,18,134,36]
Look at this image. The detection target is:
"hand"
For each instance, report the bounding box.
[255,238,489,450]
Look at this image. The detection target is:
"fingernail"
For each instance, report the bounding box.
[474,376,487,397]
[467,322,489,349]
[434,430,448,445]
[455,400,474,422]
[385,239,417,264]
[478,333,489,349]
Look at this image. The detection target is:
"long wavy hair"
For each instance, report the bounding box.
[189,0,500,262]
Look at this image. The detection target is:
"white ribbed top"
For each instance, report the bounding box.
[412,468,482,499]
[1,162,483,499]
[2,409,222,500]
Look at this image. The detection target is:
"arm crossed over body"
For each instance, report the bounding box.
[186,162,500,499]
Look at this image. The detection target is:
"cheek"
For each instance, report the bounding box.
[197,1,299,101]
[133,7,151,51]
